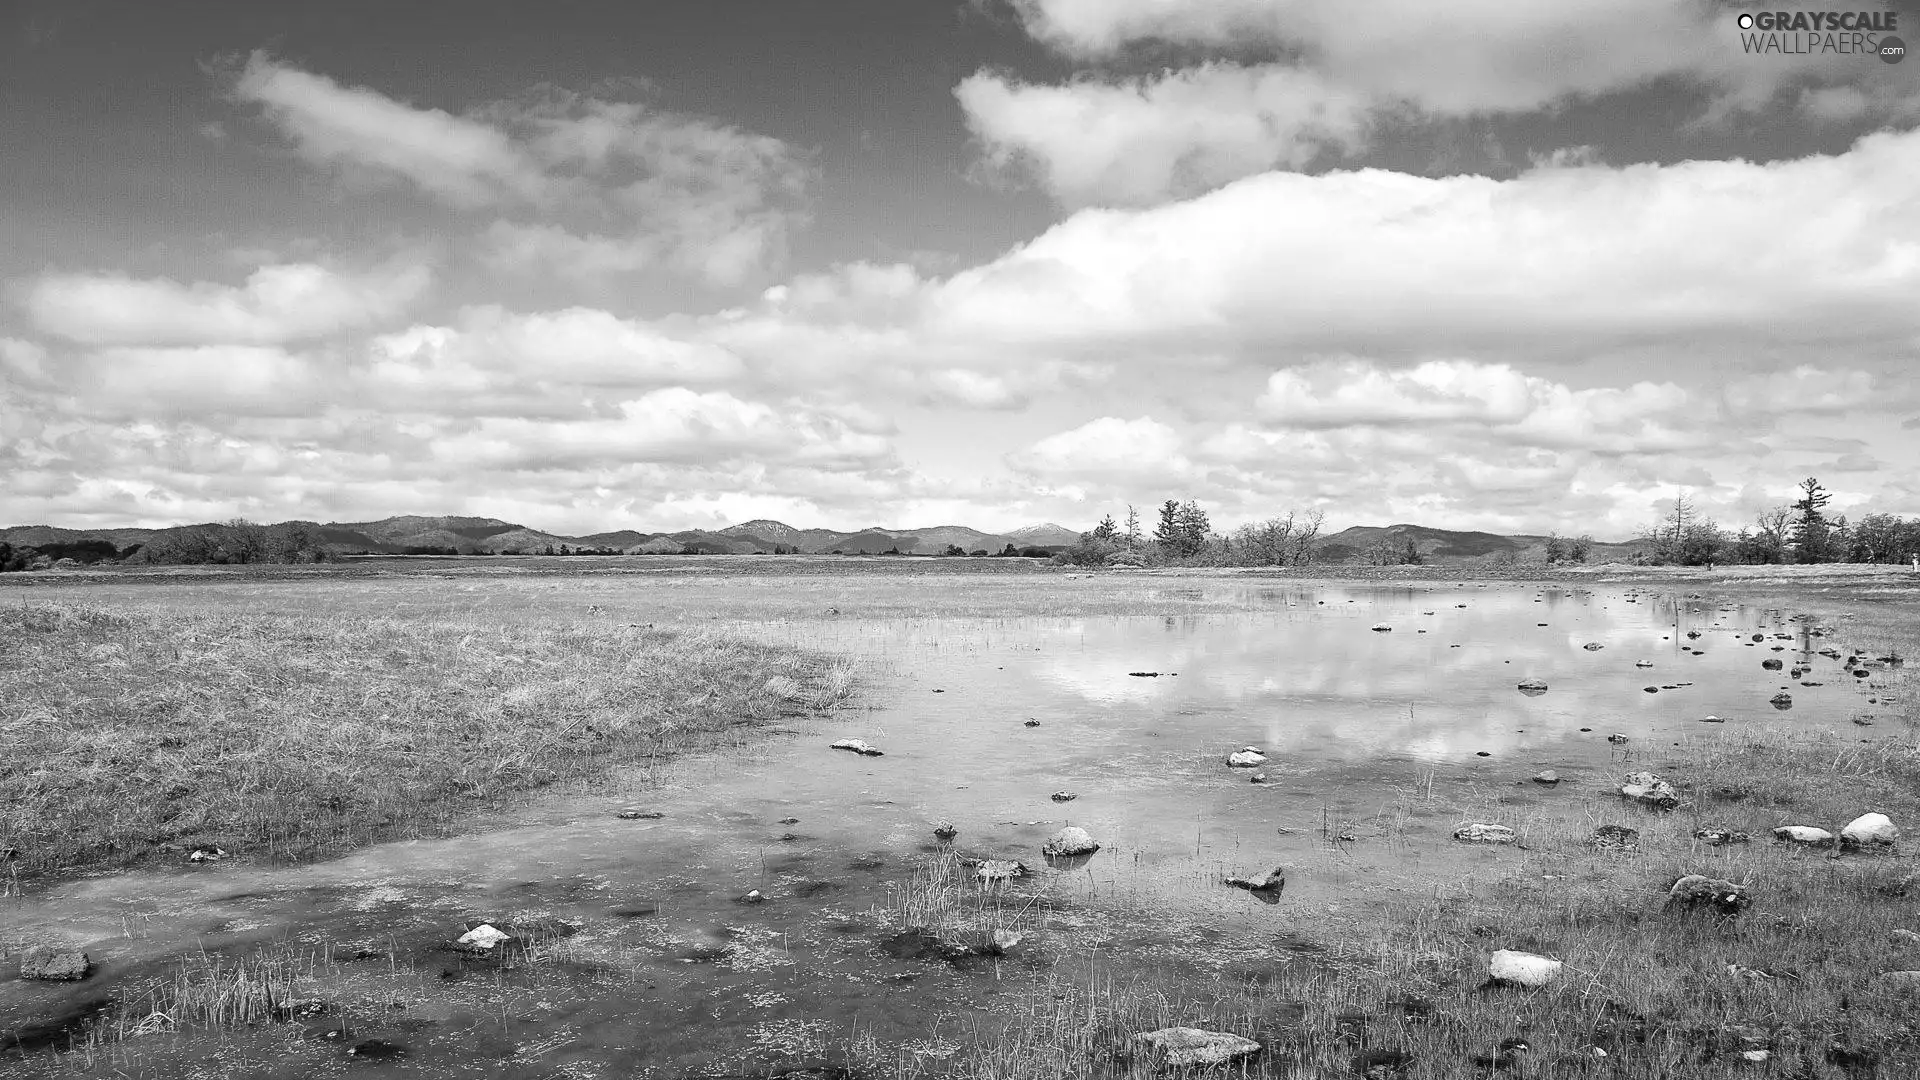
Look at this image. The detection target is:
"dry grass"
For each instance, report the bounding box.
[0,601,854,877]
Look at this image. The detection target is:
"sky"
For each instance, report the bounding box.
[3,0,1919,540]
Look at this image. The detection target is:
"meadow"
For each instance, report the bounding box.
[3,556,1918,1078]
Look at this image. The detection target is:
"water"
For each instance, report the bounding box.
[1,583,1886,1076]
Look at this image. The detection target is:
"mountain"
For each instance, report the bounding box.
[1004,523,1082,547]
[1315,524,1644,565]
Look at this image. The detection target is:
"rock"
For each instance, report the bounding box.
[1227,747,1268,768]
[1643,686,1659,694]
[1841,812,1898,851]
[1582,642,1604,651]
[1590,825,1640,852]
[1127,671,1161,677]
[1606,733,1629,744]
[1023,719,1040,727]
[739,890,766,904]
[347,1039,405,1059]
[1516,680,1548,695]
[455,924,511,951]
[1666,875,1750,917]
[1042,826,1100,857]
[1249,772,1269,784]
[1620,771,1680,809]
[973,859,1030,882]
[1133,1027,1261,1068]
[616,808,665,820]
[1700,715,1727,723]
[188,847,226,863]
[1488,949,1561,988]
[778,817,800,825]
[1694,827,1750,846]
[1049,791,1077,803]
[18,949,90,981]
[933,822,958,841]
[1223,866,1286,894]
[1770,693,1793,710]
[830,738,884,757]
[1371,623,1392,632]
[1451,822,1517,845]
[1635,660,1654,668]
[1762,658,1783,670]
[1532,770,1560,785]
[988,929,1025,955]
[1891,929,1920,945]
[1771,825,1835,847]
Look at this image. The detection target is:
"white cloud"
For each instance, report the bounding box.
[958,64,1368,206]
[22,261,431,347]
[227,54,811,286]
[979,0,1914,204]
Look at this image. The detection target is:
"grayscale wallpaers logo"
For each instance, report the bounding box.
[1735,10,1904,62]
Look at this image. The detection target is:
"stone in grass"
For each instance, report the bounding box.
[1133,1027,1262,1068]
[932,822,958,841]
[1532,770,1560,785]
[1841,812,1898,852]
[1041,826,1100,858]
[1590,825,1640,852]
[1665,875,1751,917]
[1227,747,1268,768]
[1451,822,1517,845]
[1620,771,1680,809]
[19,949,91,981]
[616,808,665,820]
[1488,950,1561,988]
[454,924,512,952]
[829,738,884,757]
[973,859,1030,882]
[1694,827,1751,846]
[1772,825,1836,847]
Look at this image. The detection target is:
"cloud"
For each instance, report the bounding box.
[227,54,812,285]
[22,261,431,347]
[977,0,1914,204]
[1008,416,1191,481]
[958,64,1368,206]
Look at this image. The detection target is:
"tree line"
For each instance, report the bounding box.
[1636,478,1920,566]
[1052,499,1326,568]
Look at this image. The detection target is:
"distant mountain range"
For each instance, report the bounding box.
[0,516,1087,558]
[0,516,1641,564]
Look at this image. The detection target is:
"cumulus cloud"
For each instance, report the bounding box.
[973,0,1911,204]
[226,53,811,285]
[22,260,431,347]
[958,64,1367,206]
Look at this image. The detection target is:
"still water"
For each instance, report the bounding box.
[1,583,1883,1076]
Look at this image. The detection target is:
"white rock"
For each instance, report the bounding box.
[1619,771,1679,808]
[1227,748,1268,768]
[1451,822,1517,845]
[1741,1049,1770,1062]
[1842,812,1898,849]
[1489,949,1562,988]
[990,929,1024,953]
[829,738,883,757]
[1133,1027,1261,1067]
[1772,825,1835,846]
[456,924,510,950]
[974,859,1029,882]
[1042,826,1100,857]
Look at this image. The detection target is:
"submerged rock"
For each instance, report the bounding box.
[1249,772,1270,784]
[1762,658,1784,671]
[1023,719,1041,727]
[1841,813,1898,851]
[1770,693,1793,710]
[933,822,958,842]
[1772,825,1835,847]
[1582,642,1605,651]
[1223,866,1286,894]
[1049,791,1077,803]
[616,808,665,820]
[1370,623,1392,632]
[830,738,884,757]
[18,949,90,981]
[1666,875,1750,917]
[1042,826,1100,857]
[1133,1027,1261,1067]
[1227,747,1268,768]
[1489,950,1561,988]
[1451,822,1517,845]
[1516,680,1549,696]
[1607,733,1630,744]
[1700,715,1727,724]
[1620,771,1680,809]
[1590,825,1640,852]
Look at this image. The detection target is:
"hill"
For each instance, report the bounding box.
[1316,524,1644,565]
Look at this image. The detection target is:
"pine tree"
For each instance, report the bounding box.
[1791,477,1834,563]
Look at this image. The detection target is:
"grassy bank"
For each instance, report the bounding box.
[0,602,853,880]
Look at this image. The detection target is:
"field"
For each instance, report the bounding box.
[4,556,1919,1078]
